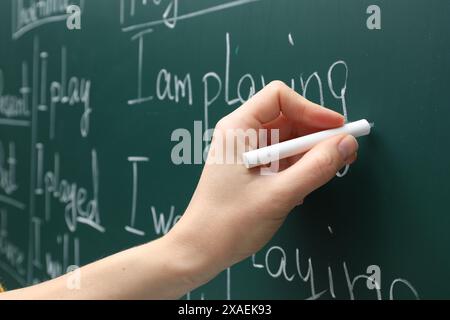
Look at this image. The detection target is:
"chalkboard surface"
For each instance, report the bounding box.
[1,0,450,299]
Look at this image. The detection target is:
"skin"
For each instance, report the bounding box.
[0,81,358,300]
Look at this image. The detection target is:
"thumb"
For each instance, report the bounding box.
[276,134,359,204]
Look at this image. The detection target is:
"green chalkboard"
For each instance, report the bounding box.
[1,0,450,299]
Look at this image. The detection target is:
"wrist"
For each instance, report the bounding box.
[158,228,221,295]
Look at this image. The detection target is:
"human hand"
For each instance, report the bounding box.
[167,81,359,285]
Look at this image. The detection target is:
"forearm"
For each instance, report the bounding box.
[0,234,214,300]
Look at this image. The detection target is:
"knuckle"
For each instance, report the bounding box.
[267,80,288,92]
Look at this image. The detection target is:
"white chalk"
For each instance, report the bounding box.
[243,119,372,169]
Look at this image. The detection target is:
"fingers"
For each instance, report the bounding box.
[263,115,340,143]
[276,134,359,204]
[229,81,344,129]
[262,114,293,143]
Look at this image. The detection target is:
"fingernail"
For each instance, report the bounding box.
[338,135,359,161]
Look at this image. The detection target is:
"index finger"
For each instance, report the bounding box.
[228,80,344,129]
